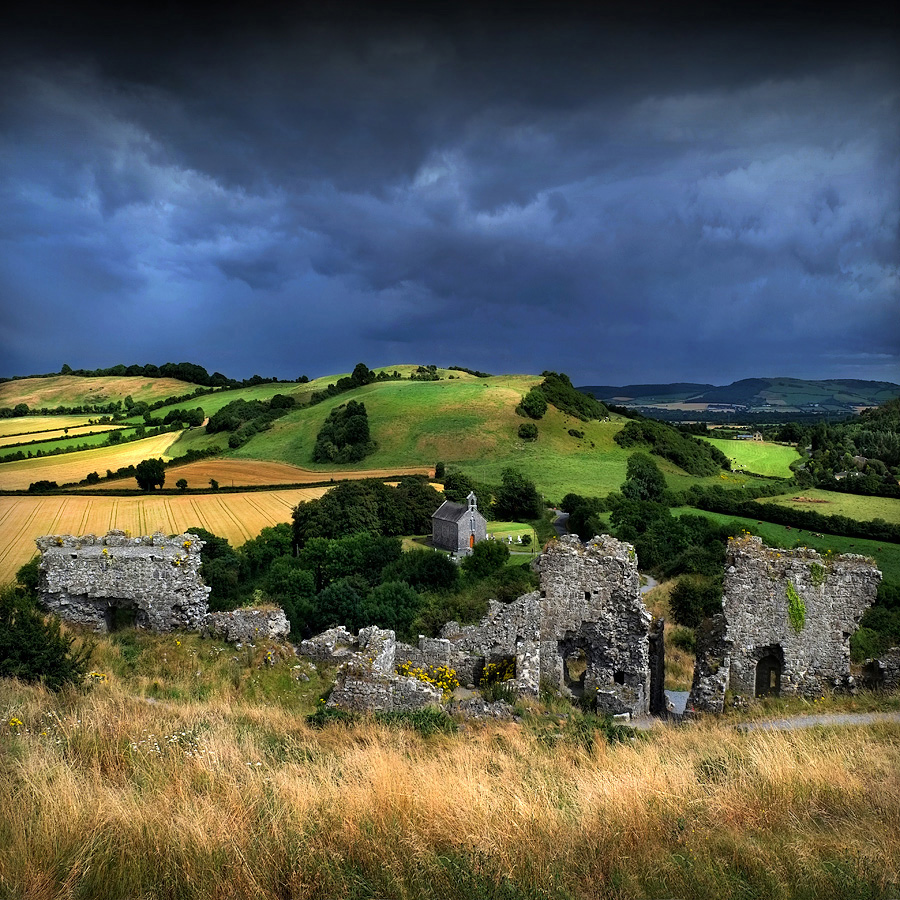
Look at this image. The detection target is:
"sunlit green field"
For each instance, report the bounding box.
[0,428,139,458]
[761,488,900,525]
[702,436,800,477]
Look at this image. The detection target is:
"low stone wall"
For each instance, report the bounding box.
[205,607,290,643]
[36,531,210,633]
[862,648,900,692]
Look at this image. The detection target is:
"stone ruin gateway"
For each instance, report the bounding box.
[36,531,211,633]
[302,534,665,719]
[688,535,881,714]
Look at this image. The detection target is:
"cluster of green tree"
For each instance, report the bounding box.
[854,581,900,661]
[409,365,440,381]
[55,360,235,387]
[448,366,492,377]
[308,363,402,406]
[0,400,126,417]
[518,422,538,441]
[205,395,296,449]
[312,400,375,463]
[539,372,609,421]
[441,468,544,521]
[0,423,182,465]
[614,418,731,476]
[292,478,442,548]
[685,483,900,544]
[787,405,900,499]
[1,561,93,690]
[516,387,548,419]
[195,504,536,639]
[26,480,60,493]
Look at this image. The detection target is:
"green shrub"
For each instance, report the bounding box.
[0,584,93,691]
[517,422,538,441]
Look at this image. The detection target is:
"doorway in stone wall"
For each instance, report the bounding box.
[561,646,588,697]
[755,650,783,698]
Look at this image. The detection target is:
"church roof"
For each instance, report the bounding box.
[431,500,469,523]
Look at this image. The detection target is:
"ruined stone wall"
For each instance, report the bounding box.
[37,531,210,633]
[688,535,880,712]
[535,534,650,715]
[206,607,290,643]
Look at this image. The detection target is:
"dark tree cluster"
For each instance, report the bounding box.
[307,362,402,406]
[614,418,730,476]
[448,366,492,378]
[516,387,548,419]
[206,396,295,449]
[312,400,375,463]
[539,371,608,421]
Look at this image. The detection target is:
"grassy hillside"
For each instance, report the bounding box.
[702,437,801,478]
[0,375,201,409]
[224,375,641,501]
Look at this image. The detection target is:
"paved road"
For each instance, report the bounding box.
[552,509,569,537]
[737,710,900,732]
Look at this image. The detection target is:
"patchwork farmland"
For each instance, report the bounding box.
[72,459,433,490]
[0,433,183,491]
[0,487,330,583]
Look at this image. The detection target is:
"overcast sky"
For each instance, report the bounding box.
[1,1,898,385]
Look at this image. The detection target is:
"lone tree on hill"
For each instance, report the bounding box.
[135,458,166,491]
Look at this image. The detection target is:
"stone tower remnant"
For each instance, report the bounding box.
[688,535,881,713]
[35,530,210,633]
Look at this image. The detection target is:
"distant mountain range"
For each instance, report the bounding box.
[578,377,900,415]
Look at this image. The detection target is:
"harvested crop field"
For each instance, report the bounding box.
[72,459,434,490]
[0,487,330,583]
[0,433,182,490]
[0,422,124,448]
[0,416,94,438]
[0,375,198,409]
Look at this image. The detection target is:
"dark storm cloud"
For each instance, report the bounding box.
[1,1,898,383]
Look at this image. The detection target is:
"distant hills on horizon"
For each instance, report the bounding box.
[578,377,900,417]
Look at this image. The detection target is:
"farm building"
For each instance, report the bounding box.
[431,491,487,555]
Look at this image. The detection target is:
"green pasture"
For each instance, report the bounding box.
[673,507,900,585]
[761,488,900,525]
[702,436,800,478]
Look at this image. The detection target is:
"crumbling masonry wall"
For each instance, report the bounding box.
[36,531,210,633]
[688,535,881,713]
[394,534,654,717]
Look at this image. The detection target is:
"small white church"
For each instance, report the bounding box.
[431,492,488,555]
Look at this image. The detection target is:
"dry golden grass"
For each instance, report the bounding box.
[0,487,330,582]
[1,668,898,900]
[644,580,695,691]
[75,458,433,490]
[0,432,182,490]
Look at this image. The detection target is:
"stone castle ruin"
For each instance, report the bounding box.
[35,528,885,719]
[688,535,881,713]
[303,534,663,718]
[36,531,211,633]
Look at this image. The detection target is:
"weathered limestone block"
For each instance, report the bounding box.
[36,531,210,633]
[687,614,731,715]
[205,607,290,643]
[298,626,358,663]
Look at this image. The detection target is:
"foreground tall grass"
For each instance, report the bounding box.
[1,630,899,899]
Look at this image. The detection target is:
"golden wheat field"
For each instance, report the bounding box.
[0,487,330,582]
[72,458,434,490]
[0,416,94,438]
[0,432,182,490]
[0,422,125,448]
